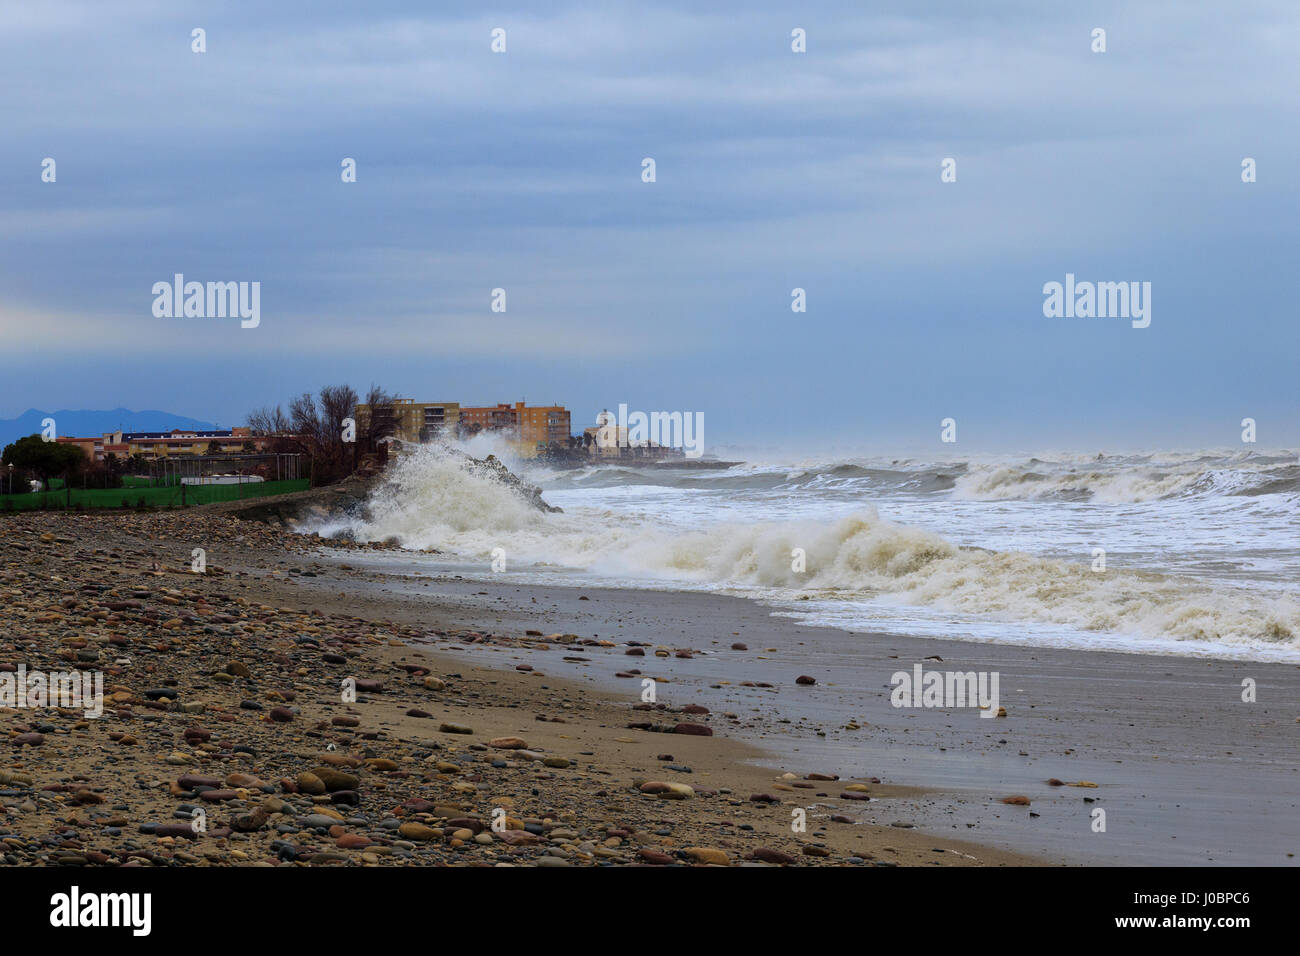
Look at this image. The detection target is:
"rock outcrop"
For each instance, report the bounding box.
[203,447,559,526]
[466,453,561,514]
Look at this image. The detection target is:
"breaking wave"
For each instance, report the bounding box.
[312,445,1300,658]
[538,451,1300,504]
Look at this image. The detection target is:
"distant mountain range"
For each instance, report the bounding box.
[0,408,220,449]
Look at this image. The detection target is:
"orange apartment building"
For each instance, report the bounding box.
[458,402,571,457]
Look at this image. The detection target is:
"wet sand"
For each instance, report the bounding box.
[283,551,1300,866]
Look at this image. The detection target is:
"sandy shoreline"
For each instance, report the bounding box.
[287,550,1300,866]
[1,511,1034,867]
[6,509,1296,866]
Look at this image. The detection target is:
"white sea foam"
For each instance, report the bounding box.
[309,444,1300,661]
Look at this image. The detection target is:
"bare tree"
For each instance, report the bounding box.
[247,405,291,436]
[249,384,385,485]
[360,384,399,451]
[287,385,358,484]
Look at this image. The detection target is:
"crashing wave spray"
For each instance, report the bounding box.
[314,445,1300,657]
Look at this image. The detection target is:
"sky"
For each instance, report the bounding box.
[1,0,1297,455]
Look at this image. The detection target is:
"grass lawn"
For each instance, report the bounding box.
[0,478,310,511]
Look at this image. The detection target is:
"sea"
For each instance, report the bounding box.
[309,442,1300,663]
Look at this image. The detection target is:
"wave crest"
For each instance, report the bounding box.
[312,446,1298,654]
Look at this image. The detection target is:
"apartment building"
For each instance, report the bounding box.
[354,399,461,444]
[459,402,571,457]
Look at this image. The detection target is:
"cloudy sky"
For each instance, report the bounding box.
[1,0,1297,453]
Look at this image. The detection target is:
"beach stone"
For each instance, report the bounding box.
[232,809,269,832]
[198,789,239,802]
[300,814,342,829]
[398,822,438,841]
[439,723,473,735]
[673,723,712,736]
[153,824,199,840]
[753,847,797,865]
[684,847,730,866]
[311,768,359,792]
[446,817,484,834]
[488,737,528,750]
[174,772,217,788]
[295,772,327,796]
[795,675,816,685]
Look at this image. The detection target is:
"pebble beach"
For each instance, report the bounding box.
[0,510,1030,867]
